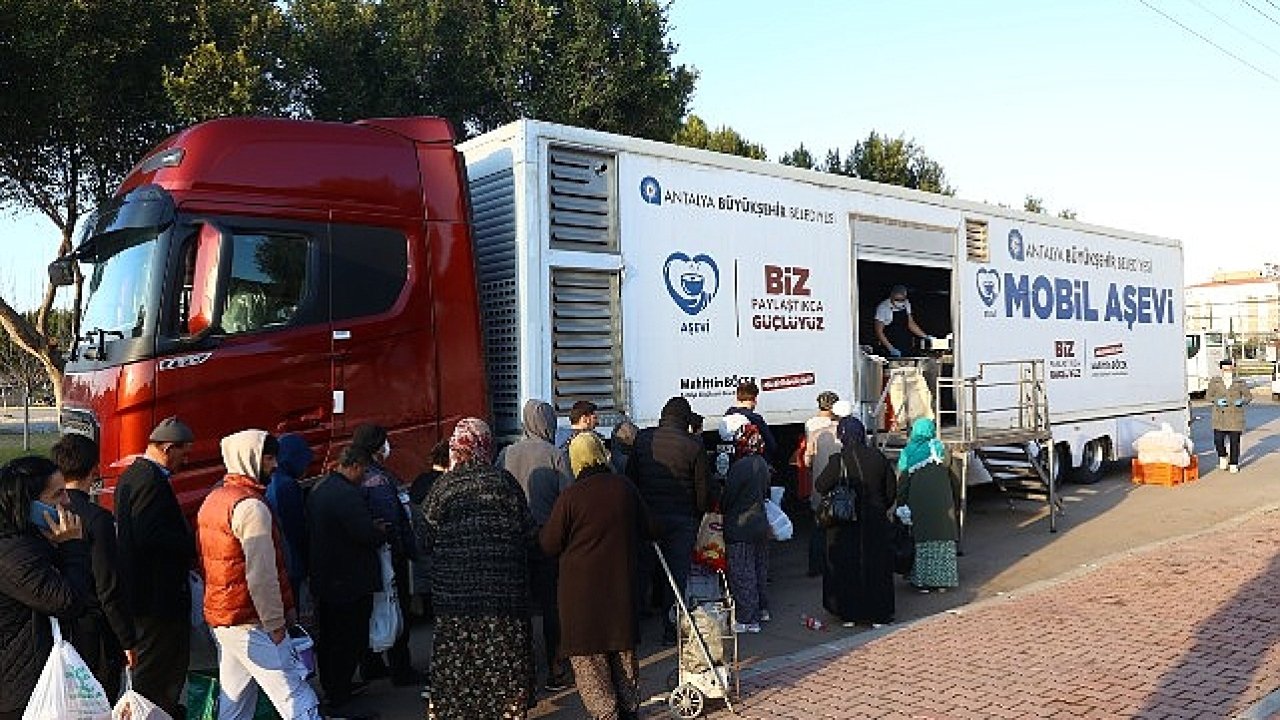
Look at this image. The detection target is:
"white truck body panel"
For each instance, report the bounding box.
[461,120,1188,464]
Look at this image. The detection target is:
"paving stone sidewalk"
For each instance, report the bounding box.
[693,507,1280,719]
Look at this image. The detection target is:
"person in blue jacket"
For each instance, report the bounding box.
[265,433,312,602]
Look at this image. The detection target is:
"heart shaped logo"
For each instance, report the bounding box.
[664,252,719,316]
[976,268,1000,308]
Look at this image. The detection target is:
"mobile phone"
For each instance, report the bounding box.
[29,501,60,531]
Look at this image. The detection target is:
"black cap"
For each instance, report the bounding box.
[149,417,194,444]
[569,400,598,424]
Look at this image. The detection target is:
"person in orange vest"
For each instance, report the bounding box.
[197,430,320,719]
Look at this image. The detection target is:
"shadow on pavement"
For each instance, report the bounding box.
[1136,547,1280,718]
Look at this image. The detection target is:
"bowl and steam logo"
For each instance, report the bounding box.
[664,252,719,316]
[976,269,1000,308]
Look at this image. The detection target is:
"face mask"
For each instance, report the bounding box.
[380,440,391,461]
[891,300,906,311]
[29,500,59,531]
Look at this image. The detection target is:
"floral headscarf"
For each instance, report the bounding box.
[897,417,946,474]
[734,423,765,459]
[449,417,494,467]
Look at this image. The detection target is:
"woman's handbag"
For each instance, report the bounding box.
[815,455,857,528]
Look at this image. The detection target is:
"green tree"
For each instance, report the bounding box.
[779,143,817,169]
[290,0,696,140]
[1058,208,1078,220]
[672,116,767,160]
[164,0,292,123]
[850,131,953,194]
[0,0,193,401]
[1024,195,1045,214]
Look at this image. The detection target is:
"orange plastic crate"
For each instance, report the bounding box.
[1131,455,1199,486]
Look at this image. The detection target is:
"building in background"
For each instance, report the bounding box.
[1185,267,1280,364]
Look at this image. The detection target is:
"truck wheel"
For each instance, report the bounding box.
[1037,443,1069,485]
[1068,439,1106,485]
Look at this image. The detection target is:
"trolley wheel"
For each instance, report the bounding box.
[666,668,680,690]
[669,683,705,718]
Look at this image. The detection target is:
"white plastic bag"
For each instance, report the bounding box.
[764,499,793,541]
[22,618,112,720]
[111,669,172,720]
[368,543,403,653]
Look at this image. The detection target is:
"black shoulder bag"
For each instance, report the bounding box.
[816,453,858,528]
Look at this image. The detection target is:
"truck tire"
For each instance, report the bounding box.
[1068,439,1107,485]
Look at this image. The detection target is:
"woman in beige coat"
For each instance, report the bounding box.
[1206,358,1251,473]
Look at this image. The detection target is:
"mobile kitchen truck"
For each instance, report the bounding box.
[54,117,1188,523]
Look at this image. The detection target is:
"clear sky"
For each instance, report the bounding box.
[3,0,1278,310]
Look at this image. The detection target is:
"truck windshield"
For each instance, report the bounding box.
[80,233,158,340]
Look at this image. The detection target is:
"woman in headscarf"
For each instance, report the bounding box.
[895,417,959,592]
[0,456,91,720]
[423,418,536,719]
[540,432,658,720]
[814,417,897,626]
[721,423,772,633]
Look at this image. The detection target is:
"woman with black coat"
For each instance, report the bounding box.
[0,456,92,720]
[814,417,897,627]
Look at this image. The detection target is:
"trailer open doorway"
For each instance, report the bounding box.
[854,259,955,430]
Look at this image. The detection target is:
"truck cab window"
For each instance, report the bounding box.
[220,234,309,334]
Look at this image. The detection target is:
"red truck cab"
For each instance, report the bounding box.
[55,117,487,515]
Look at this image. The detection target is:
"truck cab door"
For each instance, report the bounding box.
[156,216,334,509]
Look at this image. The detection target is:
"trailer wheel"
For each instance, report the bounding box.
[669,684,705,718]
[1068,439,1106,485]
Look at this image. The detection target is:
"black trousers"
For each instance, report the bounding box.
[532,556,568,681]
[70,615,126,701]
[1214,430,1242,466]
[318,595,373,707]
[132,614,190,717]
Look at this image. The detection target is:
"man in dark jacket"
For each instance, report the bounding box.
[308,447,386,713]
[627,396,713,643]
[349,424,421,686]
[114,416,196,717]
[51,433,137,700]
[497,398,574,691]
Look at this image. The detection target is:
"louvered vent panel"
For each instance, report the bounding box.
[550,269,623,419]
[965,219,990,263]
[470,168,521,434]
[548,146,617,252]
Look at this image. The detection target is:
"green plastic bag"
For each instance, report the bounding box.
[185,671,281,720]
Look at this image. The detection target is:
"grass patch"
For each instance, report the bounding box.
[0,432,58,465]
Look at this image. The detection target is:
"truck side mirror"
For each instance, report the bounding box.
[47,257,76,287]
[186,222,231,339]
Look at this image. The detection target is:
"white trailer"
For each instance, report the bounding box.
[460,120,1188,524]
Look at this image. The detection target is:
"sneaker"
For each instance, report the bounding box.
[1219,457,1229,470]
[1229,464,1240,474]
[759,610,772,623]
[731,622,761,634]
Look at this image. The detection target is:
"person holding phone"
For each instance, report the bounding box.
[0,456,91,720]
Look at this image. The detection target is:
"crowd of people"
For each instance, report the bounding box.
[0,381,964,720]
